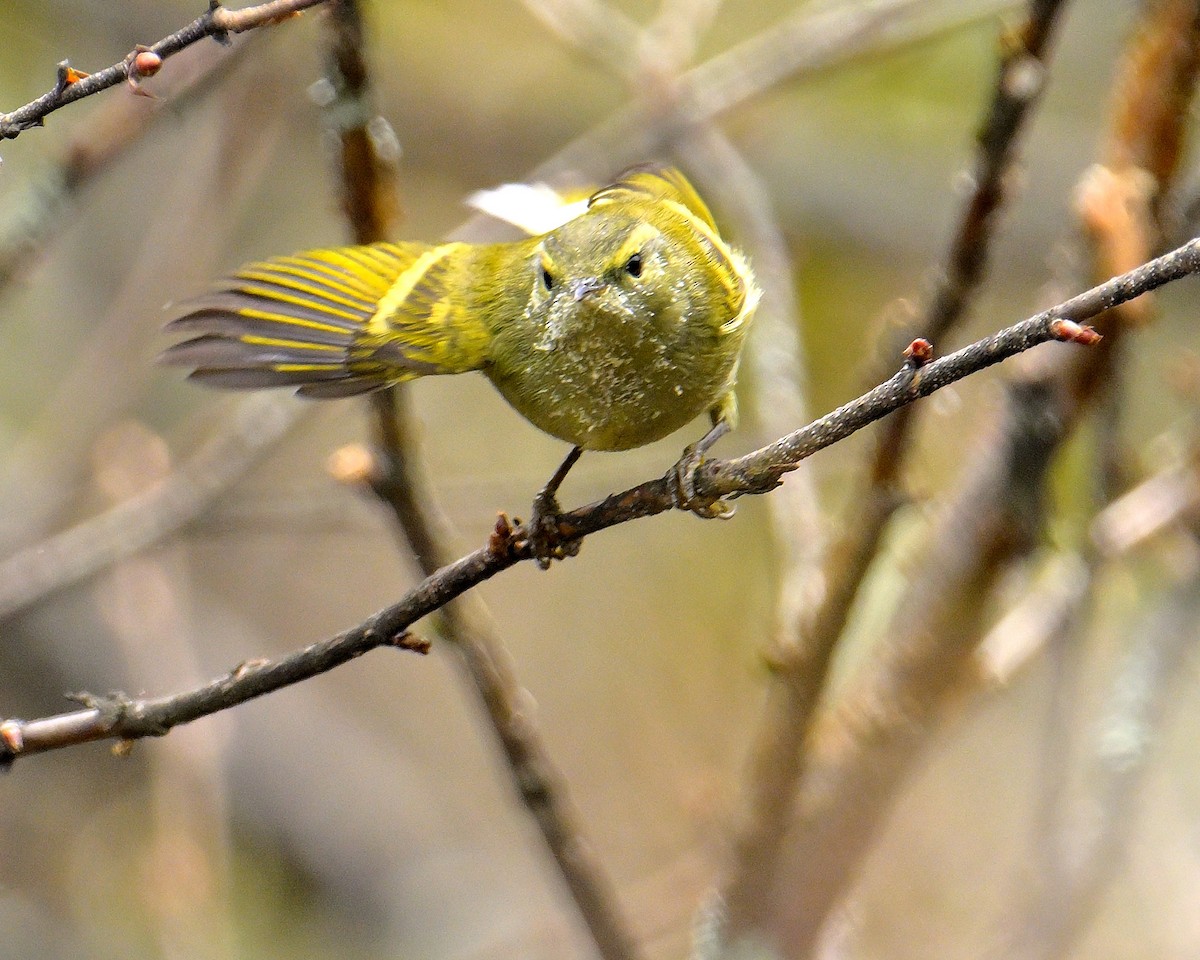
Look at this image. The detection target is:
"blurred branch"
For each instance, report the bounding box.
[0,42,249,293]
[683,0,1022,123]
[756,1,1200,954]
[0,56,294,581]
[999,6,1200,959]
[321,6,644,960]
[1002,559,1200,960]
[714,0,1071,946]
[764,375,1064,960]
[989,429,1200,960]
[457,0,1023,243]
[0,0,328,141]
[366,394,648,960]
[520,0,644,77]
[0,394,301,621]
[18,247,1199,765]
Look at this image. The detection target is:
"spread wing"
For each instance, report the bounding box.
[162,241,487,397]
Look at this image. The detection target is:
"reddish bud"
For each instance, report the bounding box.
[389,631,431,654]
[132,50,163,78]
[1050,318,1102,344]
[0,720,24,754]
[903,338,934,366]
[488,512,518,558]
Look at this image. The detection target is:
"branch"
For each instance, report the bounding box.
[715,0,1071,941]
[0,0,329,141]
[453,0,1023,243]
[755,3,1200,953]
[0,394,302,621]
[17,237,1200,766]
[321,6,644,960]
[0,40,249,293]
[2,240,1196,767]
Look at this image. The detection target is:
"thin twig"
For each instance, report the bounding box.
[0,394,302,620]
[322,6,643,960]
[0,0,328,141]
[714,0,1072,944]
[758,2,1200,953]
[16,238,1200,765]
[0,40,249,293]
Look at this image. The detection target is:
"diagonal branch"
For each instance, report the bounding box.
[715,0,1072,943]
[0,0,329,141]
[0,394,302,621]
[12,236,1200,767]
[321,6,644,960]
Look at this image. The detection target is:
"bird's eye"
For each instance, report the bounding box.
[540,262,555,291]
[624,252,643,278]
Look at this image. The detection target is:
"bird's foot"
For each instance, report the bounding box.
[525,488,582,569]
[670,441,736,520]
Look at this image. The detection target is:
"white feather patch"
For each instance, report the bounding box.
[466,183,589,236]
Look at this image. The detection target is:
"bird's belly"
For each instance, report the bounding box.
[487,336,733,451]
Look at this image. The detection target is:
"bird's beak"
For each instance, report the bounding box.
[570,276,605,302]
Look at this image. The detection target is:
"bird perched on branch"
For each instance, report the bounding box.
[162,165,760,564]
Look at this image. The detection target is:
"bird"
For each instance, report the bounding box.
[161,165,760,564]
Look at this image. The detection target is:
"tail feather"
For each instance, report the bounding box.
[161,242,436,395]
[160,333,349,376]
[167,300,359,347]
[191,367,382,396]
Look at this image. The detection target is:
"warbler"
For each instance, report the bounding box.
[162,166,760,562]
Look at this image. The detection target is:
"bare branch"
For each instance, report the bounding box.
[0,42,249,293]
[716,0,1071,941]
[0,0,329,141]
[322,6,644,960]
[0,389,302,625]
[23,235,1200,767]
[755,2,1200,953]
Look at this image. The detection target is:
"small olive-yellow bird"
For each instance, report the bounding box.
[162,166,759,558]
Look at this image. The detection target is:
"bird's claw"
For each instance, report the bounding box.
[670,443,736,520]
[526,489,582,569]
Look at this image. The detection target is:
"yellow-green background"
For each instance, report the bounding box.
[1,2,1197,959]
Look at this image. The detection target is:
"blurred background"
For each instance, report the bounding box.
[2,1,1199,958]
